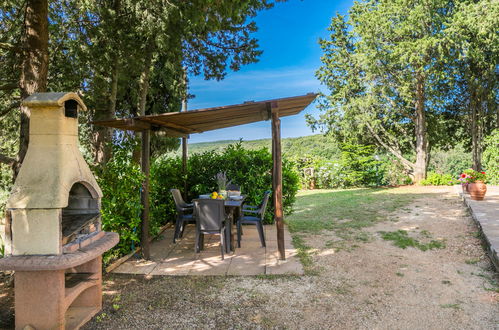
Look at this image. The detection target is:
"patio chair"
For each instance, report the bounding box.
[237,191,271,248]
[242,190,271,214]
[193,199,227,259]
[171,189,194,243]
[226,183,240,191]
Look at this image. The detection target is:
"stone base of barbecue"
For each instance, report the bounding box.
[0,232,118,330]
[15,257,102,330]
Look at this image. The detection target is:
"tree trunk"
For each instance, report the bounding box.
[470,85,483,171]
[132,43,154,163]
[413,73,428,183]
[93,61,118,164]
[16,0,49,176]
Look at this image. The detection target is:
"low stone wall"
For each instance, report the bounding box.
[457,185,499,271]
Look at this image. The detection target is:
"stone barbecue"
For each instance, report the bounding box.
[0,92,119,329]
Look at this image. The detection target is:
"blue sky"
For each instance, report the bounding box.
[187,0,353,143]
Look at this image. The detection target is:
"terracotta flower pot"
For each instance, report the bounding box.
[468,181,487,201]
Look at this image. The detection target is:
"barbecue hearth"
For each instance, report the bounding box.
[0,92,119,330]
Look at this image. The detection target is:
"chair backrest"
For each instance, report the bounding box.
[226,183,240,191]
[171,189,187,211]
[194,199,226,232]
[258,191,271,220]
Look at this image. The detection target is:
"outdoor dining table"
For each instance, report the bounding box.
[198,195,245,253]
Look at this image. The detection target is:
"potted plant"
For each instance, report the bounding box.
[215,172,230,198]
[458,169,472,193]
[459,169,487,200]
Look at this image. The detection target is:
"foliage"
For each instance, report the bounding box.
[419,172,455,186]
[312,0,458,181]
[428,144,472,178]
[293,143,384,189]
[0,0,283,171]
[446,0,498,169]
[151,143,300,233]
[187,143,299,221]
[311,0,498,181]
[149,156,184,229]
[482,130,499,185]
[378,157,413,186]
[339,143,381,187]
[96,142,144,259]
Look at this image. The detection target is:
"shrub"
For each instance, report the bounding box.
[339,143,381,186]
[419,172,454,186]
[428,144,472,178]
[293,143,386,189]
[483,129,499,185]
[378,157,413,186]
[95,143,144,262]
[150,156,183,231]
[178,143,299,223]
[0,164,12,215]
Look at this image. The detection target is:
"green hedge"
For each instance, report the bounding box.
[152,143,300,225]
[95,144,144,264]
[419,172,454,186]
[97,142,300,261]
[483,129,499,185]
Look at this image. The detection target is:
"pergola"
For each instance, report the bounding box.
[93,93,317,260]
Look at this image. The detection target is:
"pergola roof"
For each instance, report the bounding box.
[93,93,317,136]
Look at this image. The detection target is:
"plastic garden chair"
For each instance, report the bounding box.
[226,183,240,191]
[193,199,227,259]
[171,189,194,243]
[237,191,271,248]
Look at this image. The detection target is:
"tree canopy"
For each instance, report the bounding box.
[311,0,498,182]
[0,0,283,169]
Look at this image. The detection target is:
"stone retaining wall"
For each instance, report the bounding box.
[457,185,499,271]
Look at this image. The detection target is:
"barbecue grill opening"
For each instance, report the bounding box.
[61,182,100,245]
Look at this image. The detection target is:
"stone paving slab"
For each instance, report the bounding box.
[112,224,303,276]
[457,185,499,271]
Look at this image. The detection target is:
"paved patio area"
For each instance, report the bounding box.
[457,185,499,271]
[112,224,303,276]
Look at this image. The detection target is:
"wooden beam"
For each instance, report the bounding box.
[140,129,151,260]
[270,101,285,260]
[129,119,151,130]
[139,116,198,134]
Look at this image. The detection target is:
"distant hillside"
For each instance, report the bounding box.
[171,134,339,159]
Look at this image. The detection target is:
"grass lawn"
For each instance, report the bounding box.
[286,187,432,273]
[287,187,425,234]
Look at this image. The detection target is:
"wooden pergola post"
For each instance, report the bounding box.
[181,96,188,199]
[140,129,151,259]
[270,101,285,260]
